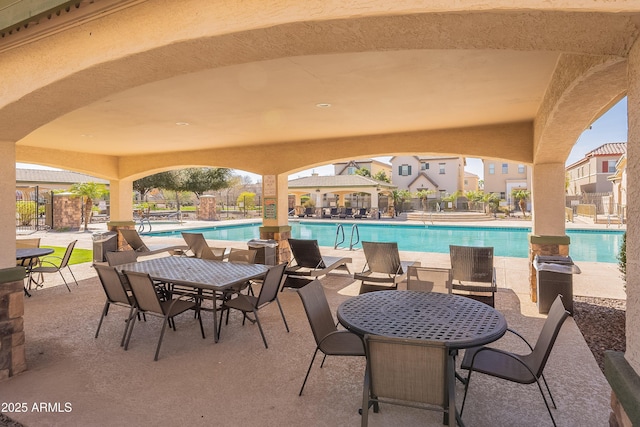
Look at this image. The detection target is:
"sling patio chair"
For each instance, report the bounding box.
[353,208,368,219]
[225,248,258,296]
[449,245,497,307]
[105,250,138,267]
[406,266,452,293]
[297,280,365,396]
[361,334,461,426]
[459,295,570,427]
[181,232,227,260]
[120,228,187,257]
[94,264,139,346]
[29,240,78,292]
[123,270,205,361]
[218,262,289,349]
[283,238,352,290]
[355,241,419,294]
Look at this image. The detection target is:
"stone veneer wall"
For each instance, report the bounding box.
[605,351,640,427]
[0,267,28,381]
[52,192,82,230]
[198,195,218,221]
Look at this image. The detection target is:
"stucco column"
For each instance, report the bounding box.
[106,178,135,249]
[529,162,569,302]
[260,174,292,263]
[0,141,15,268]
[626,38,640,374]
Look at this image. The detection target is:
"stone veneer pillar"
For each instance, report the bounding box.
[259,225,292,264]
[52,192,82,231]
[0,267,28,381]
[198,195,218,221]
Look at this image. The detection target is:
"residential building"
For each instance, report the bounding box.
[608,154,627,218]
[566,142,627,196]
[333,159,392,180]
[464,171,480,192]
[483,160,531,208]
[390,156,464,198]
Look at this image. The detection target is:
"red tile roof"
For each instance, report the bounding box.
[586,142,627,157]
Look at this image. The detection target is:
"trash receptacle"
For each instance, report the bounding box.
[92,231,117,263]
[533,255,581,314]
[248,239,278,265]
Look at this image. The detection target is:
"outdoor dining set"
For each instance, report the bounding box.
[16,230,571,426]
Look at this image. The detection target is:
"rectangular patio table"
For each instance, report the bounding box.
[337,290,508,426]
[116,256,269,342]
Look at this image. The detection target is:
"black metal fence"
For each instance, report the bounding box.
[15,186,51,233]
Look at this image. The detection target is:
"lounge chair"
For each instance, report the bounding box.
[120,228,187,257]
[354,208,368,219]
[329,207,340,218]
[355,241,419,294]
[460,295,570,426]
[298,207,315,218]
[339,207,353,219]
[449,245,497,307]
[321,208,332,219]
[283,238,352,290]
[181,232,226,260]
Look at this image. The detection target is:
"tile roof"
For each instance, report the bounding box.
[288,174,395,189]
[16,169,108,185]
[586,142,627,157]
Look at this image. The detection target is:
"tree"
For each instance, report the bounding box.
[372,170,391,183]
[179,168,232,199]
[465,190,484,211]
[441,190,462,210]
[133,172,177,202]
[415,189,435,211]
[354,167,371,177]
[511,189,530,217]
[70,182,109,231]
[392,189,412,215]
[237,191,256,211]
[482,192,501,215]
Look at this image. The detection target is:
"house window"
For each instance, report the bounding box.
[398,164,412,176]
[421,162,429,170]
[439,163,445,174]
[464,179,468,185]
[602,161,615,173]
[347,166,356,175]
[518,164,525,174]
[502,163,508,174]
[500,192,505,200]
[488,164,495,174]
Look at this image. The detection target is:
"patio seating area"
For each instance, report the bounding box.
[3,233,613,426]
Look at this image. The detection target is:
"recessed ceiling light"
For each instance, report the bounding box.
[175,122,190,126]
[315,103,331,108]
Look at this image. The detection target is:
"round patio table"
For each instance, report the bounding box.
[337,290,507,425]
[16,247,54,297]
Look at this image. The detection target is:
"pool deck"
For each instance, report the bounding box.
[4,216,625,426]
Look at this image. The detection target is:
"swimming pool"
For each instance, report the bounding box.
[147,221,625,264]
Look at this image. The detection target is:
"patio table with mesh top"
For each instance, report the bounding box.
[337,290,507,426]
[116,257,269,342]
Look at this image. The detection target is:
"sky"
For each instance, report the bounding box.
[17,98,628,181]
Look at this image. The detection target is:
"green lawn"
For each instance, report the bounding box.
[41,246,93,265]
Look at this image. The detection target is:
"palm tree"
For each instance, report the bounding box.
[511,189,530,217]
[415,189,435,211]
[70,182,109,231]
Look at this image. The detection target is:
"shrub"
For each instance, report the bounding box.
[618,232,626,286]
[16,201,37,226]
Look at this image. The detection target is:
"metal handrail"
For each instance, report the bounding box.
[334,224,345,249]
[349,224,360,250]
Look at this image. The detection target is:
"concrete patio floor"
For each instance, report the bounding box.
[3,220,624,426]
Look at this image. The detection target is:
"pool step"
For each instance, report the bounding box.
[406,212,494,222]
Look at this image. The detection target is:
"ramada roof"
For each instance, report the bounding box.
[16,168,108,185]
[288,174,395,189]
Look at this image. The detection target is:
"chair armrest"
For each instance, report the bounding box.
[468,346,537,379]
[38,256,64,268]
[506,327,534,352]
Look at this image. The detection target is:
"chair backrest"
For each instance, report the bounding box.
[120,229,149,252]
[256,262,288,307]
[449,245,494,283]
[228,248,257,264]
[105,250,138,266]
[123,270,164,314]
[288,239,325,269]
[94,264,131,305]
[297,280,338,346]
[530,295,570,378]
[58,240,77,268]
[182,232,225,260]
[16,238,40,249]
[407,266,452,293]
[362,241,403,275]
[364,334,447,407]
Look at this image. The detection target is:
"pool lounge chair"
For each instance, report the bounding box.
[120,228,187,257]
[283,238,352,290]
[354,208,368,219]
[355,241,419,294]
[339,207,354,219]
[181,232,227,260]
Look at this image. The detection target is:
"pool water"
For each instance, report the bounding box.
[148,221,624,264]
